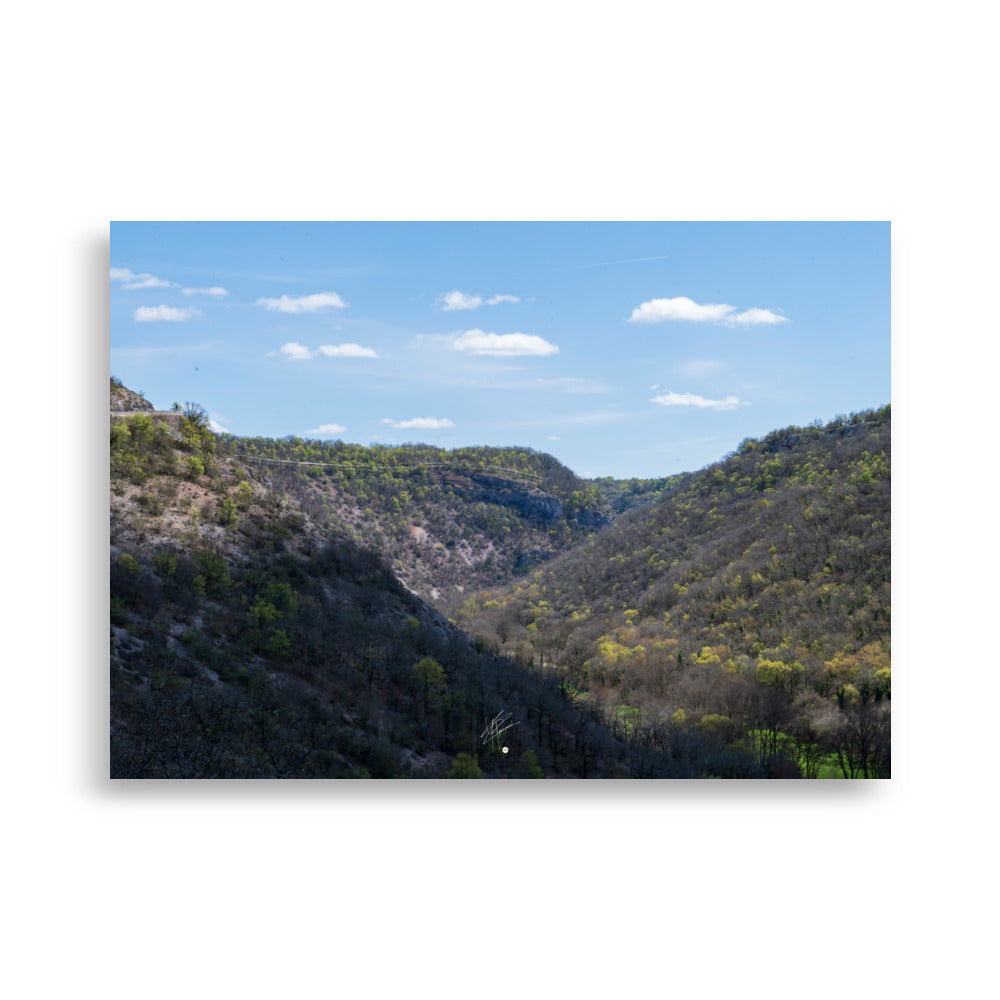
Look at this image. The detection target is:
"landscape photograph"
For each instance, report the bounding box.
[110,220,890,779]
[19,0,998,993]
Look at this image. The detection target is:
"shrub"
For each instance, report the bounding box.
[217,496,237,526]
[514,749,544,778]
[117,553,142,576]
[448,752,483,778]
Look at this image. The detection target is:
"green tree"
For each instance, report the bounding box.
[266,630,293,660]
[514,749,544,778]
[412,656,446,714]
[448,752,482,778]
[117,552,142,576]
[217,496,237,526]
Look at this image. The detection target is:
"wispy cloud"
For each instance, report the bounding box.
[280,342,314,360]
[440,291,482,311]
[182,286,229,297]
[439,291,520,311]
[306,423,347,436]
[674,359,726,379]
[317,343,379,358]
[208,413,230,434]
[381,416,455,430]
[532,376,613,395]
[651,391,748,410]
[560,411,626,426]
[278,341,378,360]
[133,305,200,322]
[453,329,558,357]
[728,307,788,326]
[257,292,347,313]
[112,267,173,290]
[629,295,788,327]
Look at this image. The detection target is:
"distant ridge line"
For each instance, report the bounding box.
[110,407,546,482]
[243,456,544,482]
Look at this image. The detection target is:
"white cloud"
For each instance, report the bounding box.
[547,435,560,441]
[453,329,558,357]
[306,423,347,436]
[629,296,736,324]
[629,296,789,327]
[208,414,230,434]
[317,343,379,358]
[126,276,172,289]
[440,291,520,310]
[383,416,455,430]
[729,307,788,326]
[182,286,229,297]
[257,292,347,313]
[280,341,314,360]
[277,342,379,360]
[133,305,200,322]
[112,266,173,290]
[440,290,483,311]
[651,391,747,410]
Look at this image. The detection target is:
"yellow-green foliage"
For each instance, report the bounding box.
[755,658,804,689]
[117,552,142,575]
[839,683,861,706]
[694,645,726,666]
[698,714,733,738]
[874,666,891,698]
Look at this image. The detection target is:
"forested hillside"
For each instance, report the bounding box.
[225,435,611,612]
[110,381,746,777]
[456,407,891,778]
[110,375,889,778]
[590,472,689,515]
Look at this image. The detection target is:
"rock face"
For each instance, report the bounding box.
[456,474,565,523]
[515,549,554,572]
[110,381,154,412]
[574,507,611,529]
[447,473,610,530]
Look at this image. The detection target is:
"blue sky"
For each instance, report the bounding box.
[110,221,888,479]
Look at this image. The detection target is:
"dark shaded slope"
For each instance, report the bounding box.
[110,397,743,777]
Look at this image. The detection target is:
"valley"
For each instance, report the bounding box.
[110,378,890,779]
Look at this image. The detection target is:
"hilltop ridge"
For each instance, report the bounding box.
[110,376,154,412]
[228,434,612,612]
